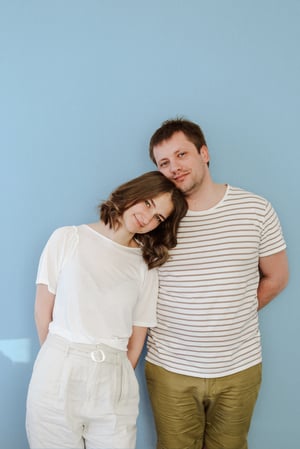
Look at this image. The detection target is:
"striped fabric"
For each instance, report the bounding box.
[146,186,286,378]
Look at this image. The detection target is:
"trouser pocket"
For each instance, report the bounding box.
[115,358,139,411]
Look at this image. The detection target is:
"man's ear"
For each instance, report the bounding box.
[200,145,210,164]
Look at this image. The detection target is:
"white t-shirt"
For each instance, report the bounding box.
[36,224,158,350]
[146,186,286,377]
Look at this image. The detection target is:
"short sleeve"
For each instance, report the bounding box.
[259,202,286,257]
[36,226,78,294]
[133,267,158,327]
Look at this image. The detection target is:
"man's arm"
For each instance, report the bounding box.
[34,284,55,345]
[127,326,148,369]
[257,249,289,310]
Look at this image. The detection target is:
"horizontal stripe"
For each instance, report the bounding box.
[146,186,286,377]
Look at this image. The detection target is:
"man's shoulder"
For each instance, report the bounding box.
[228,185,269,205]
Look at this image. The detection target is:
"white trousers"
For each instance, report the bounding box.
[26,334,139,449]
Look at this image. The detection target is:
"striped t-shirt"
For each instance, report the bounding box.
[146,185,286,378]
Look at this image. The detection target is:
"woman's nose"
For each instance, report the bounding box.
[143,212,153,225]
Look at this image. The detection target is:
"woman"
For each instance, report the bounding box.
[26,171,187,449]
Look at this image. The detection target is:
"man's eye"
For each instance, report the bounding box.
[159,161,168,168]
[178,152,185,158]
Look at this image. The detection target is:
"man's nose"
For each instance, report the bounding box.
[169,160,181,173]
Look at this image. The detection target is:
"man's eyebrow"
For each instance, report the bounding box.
[158,150,185,162]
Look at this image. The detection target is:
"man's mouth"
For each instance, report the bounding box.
[173,173,187,183]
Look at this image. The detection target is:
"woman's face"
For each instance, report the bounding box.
[122,192,174,234]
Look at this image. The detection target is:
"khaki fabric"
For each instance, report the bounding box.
[146,362,262,449]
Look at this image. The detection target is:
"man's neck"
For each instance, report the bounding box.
[186,183,227,211]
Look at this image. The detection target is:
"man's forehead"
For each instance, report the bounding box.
[154,135,196,155]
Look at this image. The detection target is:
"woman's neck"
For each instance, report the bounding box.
[87,221,138,247]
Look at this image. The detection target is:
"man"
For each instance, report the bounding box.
[145,118,289,449]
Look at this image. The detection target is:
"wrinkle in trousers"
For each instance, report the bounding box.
[26,334,139,449]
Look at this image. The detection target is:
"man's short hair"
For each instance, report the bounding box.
[149,117,207,164]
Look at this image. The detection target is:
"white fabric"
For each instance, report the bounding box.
[146,185,286,378]
[36,224,158,350]
[26,334,139,449]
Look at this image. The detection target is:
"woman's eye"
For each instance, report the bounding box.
[145,200,151,208]
[178,152,185,158]
[155,215,164,223]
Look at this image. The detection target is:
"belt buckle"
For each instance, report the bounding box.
[90,349,106,363]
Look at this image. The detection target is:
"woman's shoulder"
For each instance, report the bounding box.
[49,225,77,238]
[46,225,79,248]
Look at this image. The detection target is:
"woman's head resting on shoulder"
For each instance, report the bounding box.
[99,171,188,269]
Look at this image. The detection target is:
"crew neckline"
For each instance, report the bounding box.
[82,224,142,252]
[187,184,230,215]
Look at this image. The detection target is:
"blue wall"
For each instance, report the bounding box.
[1,1,299,448]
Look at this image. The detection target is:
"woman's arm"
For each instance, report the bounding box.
[34,284,56,345]
[127,326,148,369]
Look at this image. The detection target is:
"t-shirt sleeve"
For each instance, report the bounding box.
[36,226,78,294]
[259,201,286,257]
[132,266,158,328]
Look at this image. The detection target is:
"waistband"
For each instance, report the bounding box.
[46,333,127,364]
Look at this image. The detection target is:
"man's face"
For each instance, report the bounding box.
[153,131,210,197]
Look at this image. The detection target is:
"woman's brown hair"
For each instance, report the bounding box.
[99,171,188,269]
